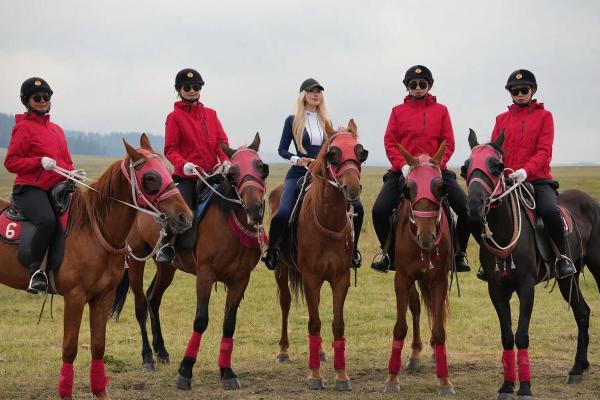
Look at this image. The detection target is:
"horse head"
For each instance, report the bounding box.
[123,134,193,233]
[461,129,505,223]
[399,142,446,251]
[220,133,269,225]
[321,118,368,202]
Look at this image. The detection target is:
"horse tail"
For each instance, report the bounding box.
[288,263,305,302]
[109,269,130,320]
[416,281,450,331]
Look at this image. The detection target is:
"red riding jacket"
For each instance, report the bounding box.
[384,94,455,171]
[4,113,74,190]
[164,101,230,179]
[491,100,553,181]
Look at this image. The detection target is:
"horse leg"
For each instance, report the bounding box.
[331,276,352,391]
[514,281,535,399]
[275,263,291,363]
[218,279,249,390]
[430,280,455,396]
[558,274,590,383]
[58,292,86,400]
[175,274,213,391]
[384,275,412,394]
[304,273,324,389]
[148,262,177,364]
[406,284,423,372]
[128,259,155,371]
[88,289,118,400]
[488,283,516,400]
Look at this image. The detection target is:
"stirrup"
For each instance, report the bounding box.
[555,255,576,279]
[370,252,390,273]
[27,269,48,294]
[155,243,175,264]
[262,247,279,271]
[352,249,362,269]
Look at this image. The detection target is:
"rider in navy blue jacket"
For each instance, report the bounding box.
[263,78,364,270]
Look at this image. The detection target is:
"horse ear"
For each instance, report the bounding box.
[431,140,446,165]
[468,128,479,149]
[347,118,358,137]
[139,133,154,152]
[398,144,418,167]
[324,120,336,138]
[220,142,236,159]
[495,129,505,149]
[123,138,142,161]
[248,132,260,152]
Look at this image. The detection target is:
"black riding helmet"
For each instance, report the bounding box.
[174,68,204,90]
[505,69,537,91]
[20,77,53,105]
[403,65,434,86]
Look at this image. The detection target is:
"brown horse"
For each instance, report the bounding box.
[0,135,192,399]
[384,142,456,395]
[271,120,368,391]
[110,133,269,391]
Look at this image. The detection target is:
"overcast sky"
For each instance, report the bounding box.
[1,0,599,166]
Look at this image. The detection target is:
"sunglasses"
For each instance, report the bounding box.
[510,87,531,96]
[182,84,202,92]
[31,93,51,103]
[408,80,429,90]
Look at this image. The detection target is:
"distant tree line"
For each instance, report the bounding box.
[0,112,164,156]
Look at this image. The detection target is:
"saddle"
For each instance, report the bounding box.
[0,181,75,271]
[521,182,575,265]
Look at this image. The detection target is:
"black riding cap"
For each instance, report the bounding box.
[20,77,53,105]
[175,68,204,90]
[403,65,434,86]
[505,69,537,90]
[299,78,324,93]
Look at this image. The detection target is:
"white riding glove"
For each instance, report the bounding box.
[401,164,411,178]
[509,168,527,183]
[183,162,197,176]
[70,169,87,181]
[41,157,56,170]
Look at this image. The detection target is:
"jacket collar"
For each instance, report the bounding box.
[174,100,204,113]
[16,112,50,124]
[403,93,437,108]
[508,99,544,113]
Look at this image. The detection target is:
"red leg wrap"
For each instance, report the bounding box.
[58,362,74,398]
[435,344,449,378]
[387,339,404,374]
[502,349,516,382]
[218,337,234,369]
[184,331,202,359]
[332,338,346,371]
[517,349,532,382]
[90,359,110,395]
[308,335,322,369]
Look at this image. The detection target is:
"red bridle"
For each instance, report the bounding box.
[229,147,267,195]
[326,132,363,185]
[465,144,504,196]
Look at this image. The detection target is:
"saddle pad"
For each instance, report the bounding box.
[195,190,214,223]
[525,205,573,234]
[0,206,70,243]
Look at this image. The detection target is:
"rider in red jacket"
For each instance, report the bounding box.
[372,65,471,273]
[489,69,575,280]
[156,68,230,263]
[4,77,79,294]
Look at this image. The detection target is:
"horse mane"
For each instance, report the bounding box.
[212,176,243,215]
[68,159,128,234]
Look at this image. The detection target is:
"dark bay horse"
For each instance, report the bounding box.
[270,120,368,391]
[0,135,192,399]
[383,142,456,396]
[110,133,269,391]
[464,130,600,399]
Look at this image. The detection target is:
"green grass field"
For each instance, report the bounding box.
[1,153,600,399]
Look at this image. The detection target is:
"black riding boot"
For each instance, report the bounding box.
[155,231,175,264]
[262,216,285,271]
[27,265,48,294]
[555,255,576,279]
[454,252,471,272]
[351,208,363,269]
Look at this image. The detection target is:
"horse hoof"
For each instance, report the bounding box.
[157,354,170,364]
[516,396,533,400]
[438,384,455,396]
[307,378,324,390]
[175,374,192,390]
[142,362,156,372]
[320,351,327,362]
[276,354,289,363]
[566,374,583,384]
[497,393,513,400]
[335,380,352,391]
[384,382,400,393]
[405,358,422,372]
[222,377,242,390]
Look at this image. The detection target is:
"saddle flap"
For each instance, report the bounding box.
[51,181,76,215]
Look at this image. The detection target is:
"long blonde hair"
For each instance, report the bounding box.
[292,90,329,153]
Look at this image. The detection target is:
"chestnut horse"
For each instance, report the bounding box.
[0,135,192,399]
[464,130,600,399]
[110,133,269,391]
[383,142,456,395]
[270,120,368,391]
